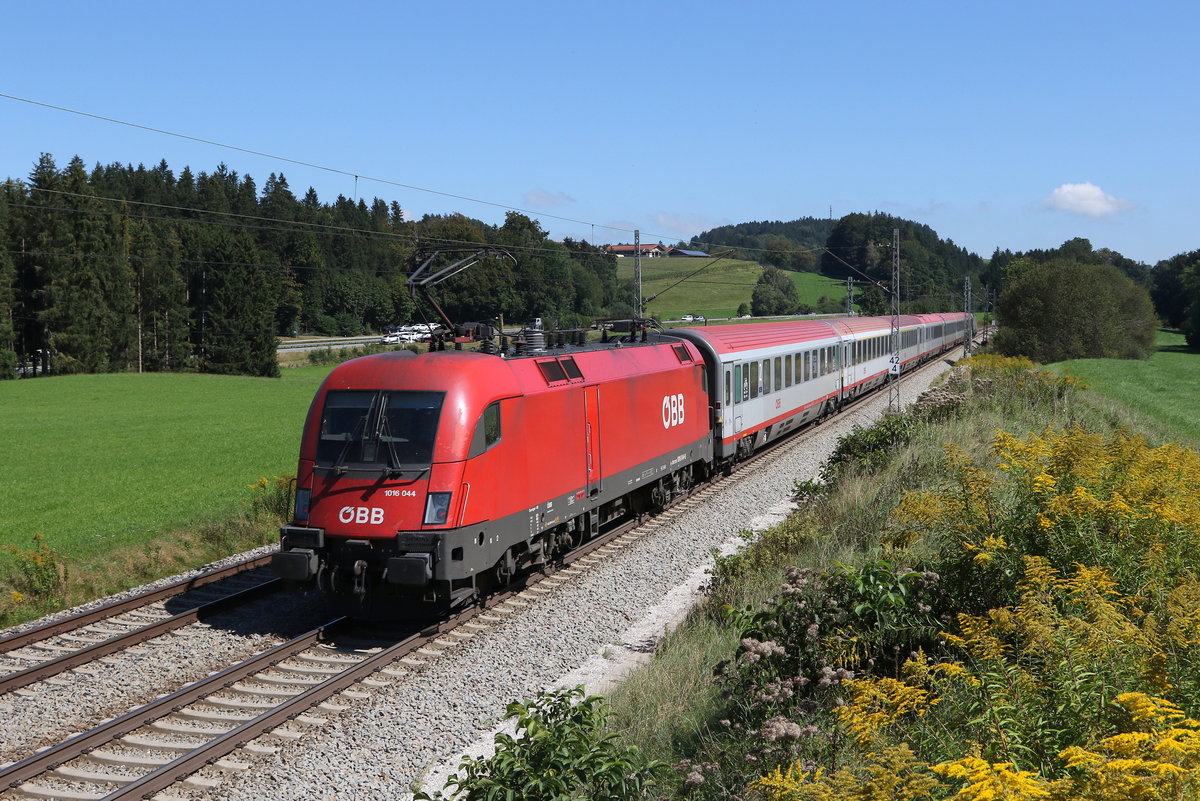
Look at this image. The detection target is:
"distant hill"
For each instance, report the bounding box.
[690,218,838,272]
[820,213,987,311]
[687,213,988,314]
[614,257,846,320]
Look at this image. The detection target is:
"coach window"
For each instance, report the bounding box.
[749,361,759,399]
[763,360,771,394]
[773,357,782,391]
[724,368,731,406]
[785,355,793,387]
[733,364,742,403]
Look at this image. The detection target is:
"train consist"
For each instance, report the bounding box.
[273,312,973,617]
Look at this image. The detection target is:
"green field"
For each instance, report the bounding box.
[0,367,333,565]
[615,257,846,320]
[1052,329,1200,448]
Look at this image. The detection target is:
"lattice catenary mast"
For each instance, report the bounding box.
[887,228,901,414]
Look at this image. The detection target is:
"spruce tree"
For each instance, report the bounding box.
[0,191,17,377]
[202,231,279,377]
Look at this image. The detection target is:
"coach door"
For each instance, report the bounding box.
[732,363,745,433]
[584,386,601,497]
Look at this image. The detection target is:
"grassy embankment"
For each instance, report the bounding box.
[615,257,846,321]
[557,334,1200,799]
[0,366,334,625]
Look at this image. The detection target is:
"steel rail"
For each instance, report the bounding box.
[0,578,282,696]
[0,553,275,655]
[0,617,349,792]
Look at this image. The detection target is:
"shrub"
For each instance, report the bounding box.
[719,559,942,733]
[1,533,69,613]
[247,475,296,522]
[415,687,663,800]
[820,415,922,483]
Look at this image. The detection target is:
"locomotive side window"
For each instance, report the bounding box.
[468,401,502,458]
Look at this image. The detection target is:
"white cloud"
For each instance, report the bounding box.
[1045,182,1131,217]
[523,190,575,208]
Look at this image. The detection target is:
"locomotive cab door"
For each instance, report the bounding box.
[584,385,601,497]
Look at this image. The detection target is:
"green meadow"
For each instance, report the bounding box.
[615,258,846,320]
[0,367,332,568]
[1051,329,1200,448]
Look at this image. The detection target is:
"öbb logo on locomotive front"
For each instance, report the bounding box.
[338,506,385,525]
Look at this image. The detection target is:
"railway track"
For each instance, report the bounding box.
[0,554,277,696]
[0,343,973,799]
[0,509,677,800]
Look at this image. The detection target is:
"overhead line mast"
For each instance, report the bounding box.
[888,227,901,414]
[633,229,643,315]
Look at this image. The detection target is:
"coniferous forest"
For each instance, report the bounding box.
[0,154,622,378]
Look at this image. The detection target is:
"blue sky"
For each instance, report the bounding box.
[2,0,1196,265]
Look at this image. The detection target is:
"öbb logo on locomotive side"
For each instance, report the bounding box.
[338,506,385,525]
[661,393,686,429]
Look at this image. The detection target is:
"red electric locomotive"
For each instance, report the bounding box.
[273,329,712,618]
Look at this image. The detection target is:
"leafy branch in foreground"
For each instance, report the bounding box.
[415,686,664,801]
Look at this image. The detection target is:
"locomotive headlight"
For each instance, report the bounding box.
[424,492,452,526]
[294,488,311,521]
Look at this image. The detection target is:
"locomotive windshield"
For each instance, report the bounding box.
[317,390,444,470]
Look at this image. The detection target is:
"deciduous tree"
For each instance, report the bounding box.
[994,260,1157,362]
